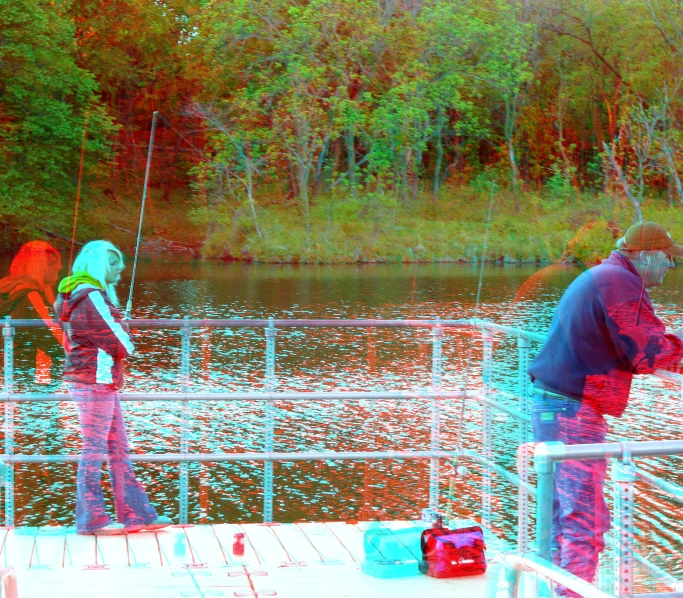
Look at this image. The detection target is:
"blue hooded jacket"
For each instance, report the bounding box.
[528,251,683,416]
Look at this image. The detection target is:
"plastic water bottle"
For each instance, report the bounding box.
[174,532,186,557]
[233,532,245,557]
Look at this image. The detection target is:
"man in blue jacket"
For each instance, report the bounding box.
[528,221,683,596]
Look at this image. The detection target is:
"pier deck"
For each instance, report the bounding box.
[0,520,509,597]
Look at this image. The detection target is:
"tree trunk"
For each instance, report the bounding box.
[412,145,421,201]
[591,98,605,151]
[504,92,521,197]
[662,142,683,205]
[314,134,330,196]
[507,138,520,190]
[433,109,445,201]
[400,149,410,206]
[294,112,314,232]
[602,141,643,221]
[245,146,262,239]
[296,158,311,233]
[346,127,356,193]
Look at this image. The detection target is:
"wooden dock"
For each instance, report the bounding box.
[0,520,511,597]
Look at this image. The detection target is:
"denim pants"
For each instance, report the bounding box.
[71,383,157,532]
[531,392,610,596]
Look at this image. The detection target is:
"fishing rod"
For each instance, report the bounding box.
[125,110,159,320]
[445,182,495,522]
[68,112,89,276]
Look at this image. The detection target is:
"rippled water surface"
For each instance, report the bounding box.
[2,256,683,588]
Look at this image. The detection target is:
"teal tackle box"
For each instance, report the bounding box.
[360,524,424,578]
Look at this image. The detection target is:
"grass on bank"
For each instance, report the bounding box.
[25,183,683,264]
[193,185,683,264]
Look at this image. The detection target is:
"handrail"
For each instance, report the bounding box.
[0,390,471,402]
[4,317,476,329]
[637,467,683,499]
[0,567,18,598]
[0,450,458,464]
[504,553,614,598]
[535,440,683,462]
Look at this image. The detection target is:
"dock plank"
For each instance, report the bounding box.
[64,529,97,568]
[211,522,261,567]
[0,529,8,564]
[182,524,227,566]
[295,522,354,564]
[268,523,325,564]
[240,523,290,565]
[19,568,196,598]
[32,527,67,569]
[322,522,364,562]
[3,527,38,569]
[254,561,504,598]
[95,533,130,568]
[154,526,192,568]
[125,530,162,568]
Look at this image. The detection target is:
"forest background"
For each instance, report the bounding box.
[2,0,683,264]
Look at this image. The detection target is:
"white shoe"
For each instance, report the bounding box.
[126,516,174,533]
[78,523,126,535]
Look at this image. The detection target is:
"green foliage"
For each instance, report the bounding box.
[0,0,115,239]
[5,0,683,256]
[565,221,617,265]
[196,185,631,264]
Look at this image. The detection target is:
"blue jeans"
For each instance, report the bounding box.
[531,392,610,596]
[71,383,157,532]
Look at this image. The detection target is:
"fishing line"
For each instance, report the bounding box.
[69,112,89,276]
[125,111,159,320]
[445,182,495,520]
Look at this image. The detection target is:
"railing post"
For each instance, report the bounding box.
[429,317,443,513]
[481,328,494,528]
[517,335,531,554]
[612,443,636,598]
[263,317,277,523]
[534,442,558,563]
[179,315,191,525]
[3,317,15,527]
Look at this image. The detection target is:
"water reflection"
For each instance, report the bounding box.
[1,257,682,582]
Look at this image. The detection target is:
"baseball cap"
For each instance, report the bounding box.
[616,221,683,257]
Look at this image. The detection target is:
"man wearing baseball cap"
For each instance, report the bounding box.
[527,221,683,597]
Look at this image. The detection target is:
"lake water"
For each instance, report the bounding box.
[2,255,682,586]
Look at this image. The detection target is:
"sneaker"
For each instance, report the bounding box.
[126,516,174,533]
[78,523,126,536]
[144,516,174,530]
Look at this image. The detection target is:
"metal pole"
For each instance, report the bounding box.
[535,445,556,563]
[429,318,443,514]
[179,315,191,524]
[613,443,636,598]
[2,317,15,527]
[517,336,531,553]
[481,329,494,528]
[263,317,277,522]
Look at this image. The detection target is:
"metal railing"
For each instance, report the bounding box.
[532,440,683,598]
[2,316,683,598]
[0,567,18,598]
[1,316,511,528]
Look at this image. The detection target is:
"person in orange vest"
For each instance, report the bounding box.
[0,241,65,386]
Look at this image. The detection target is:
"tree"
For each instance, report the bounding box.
[70,0,203,199]
[0,0,115,240]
